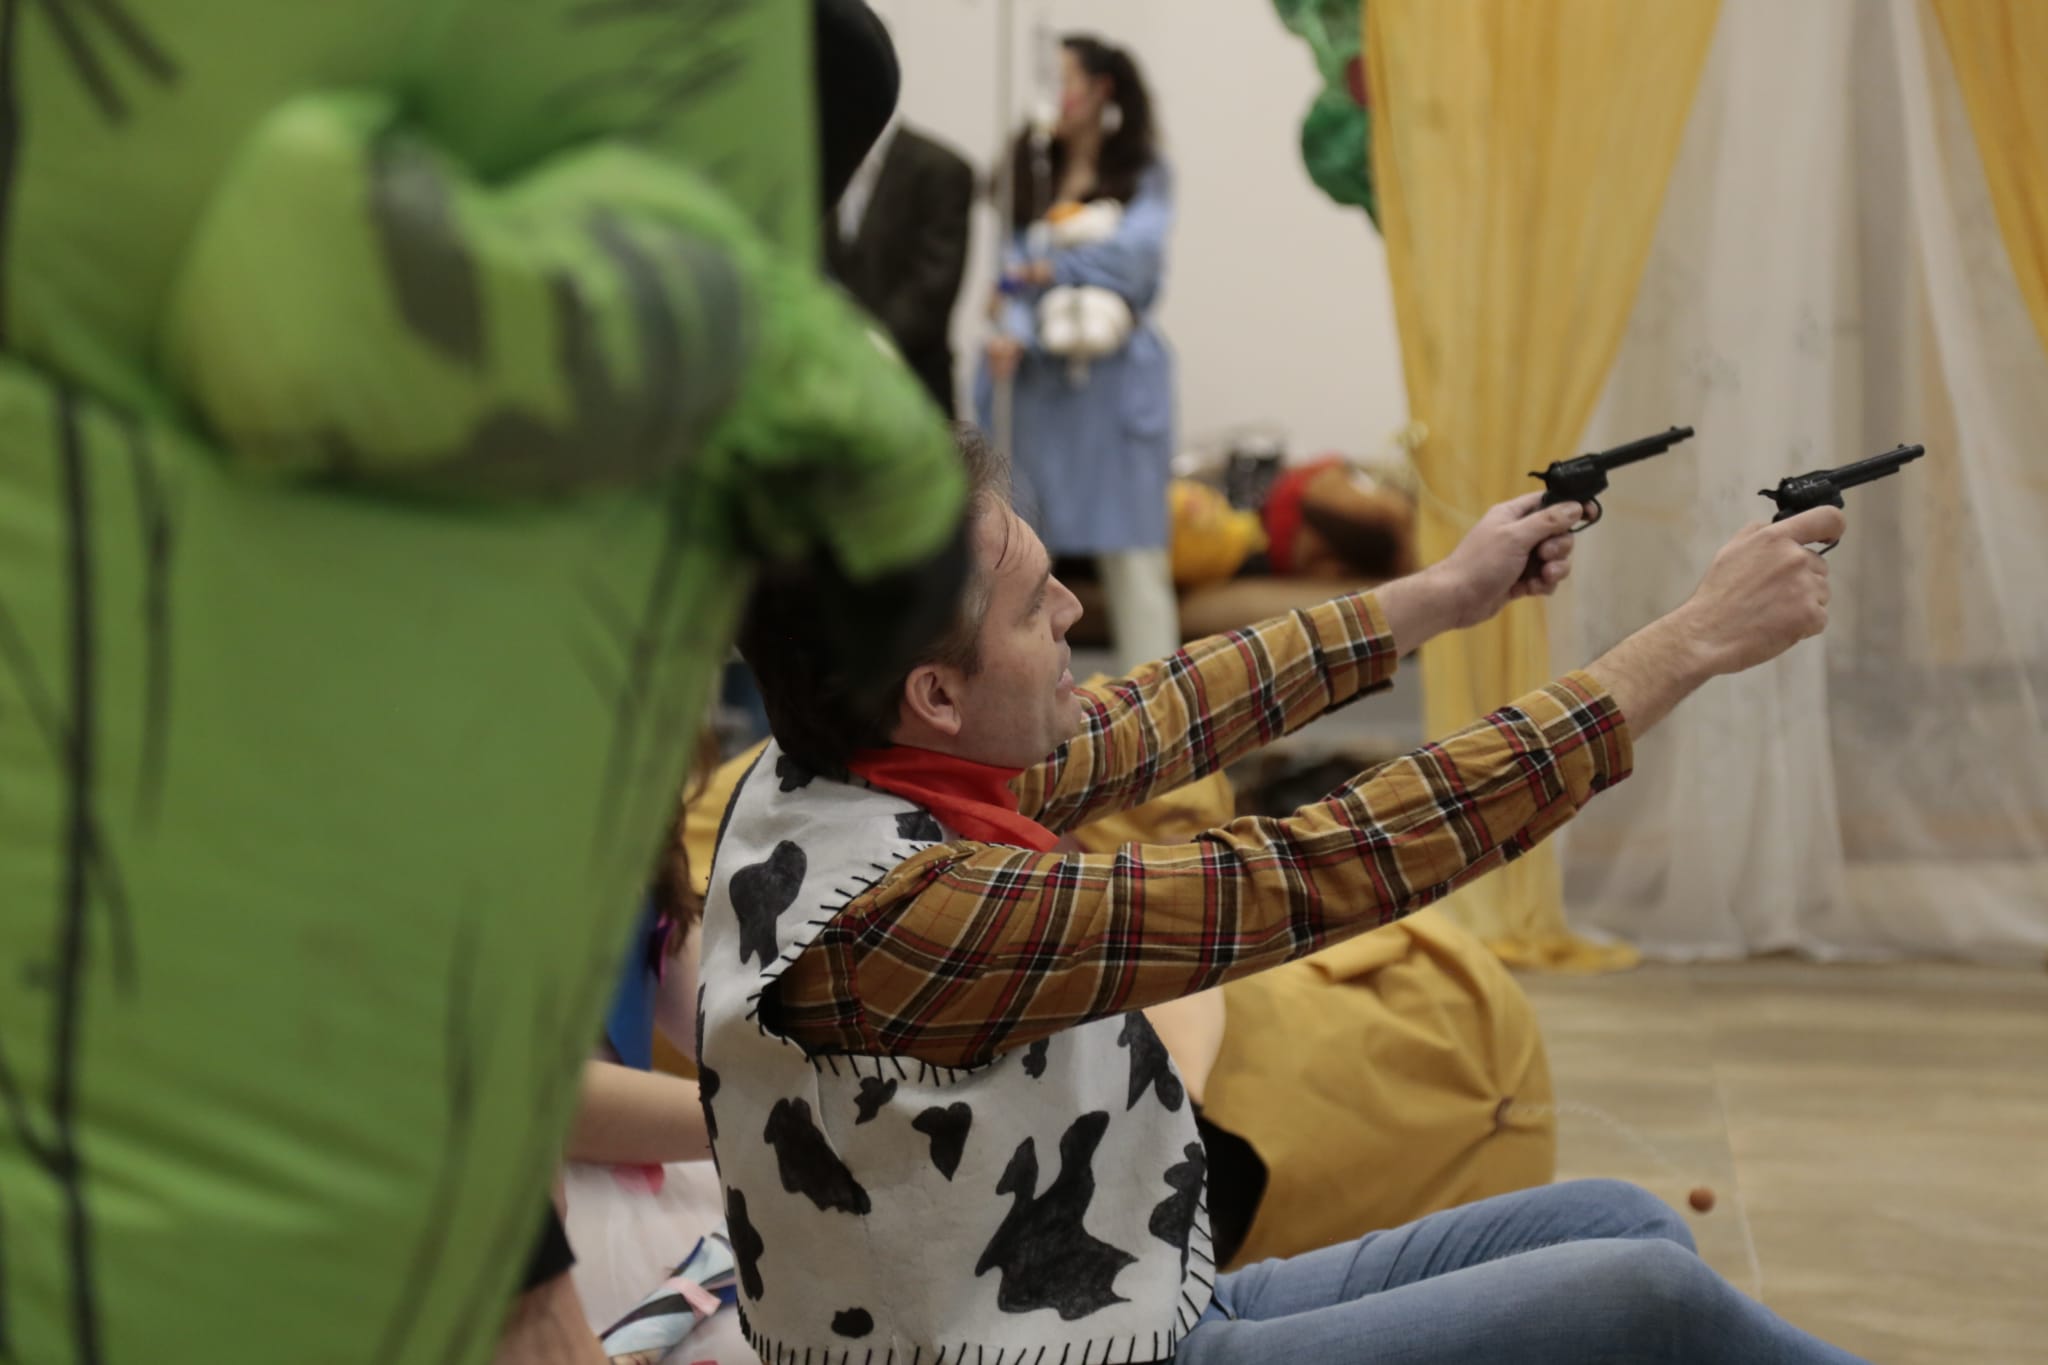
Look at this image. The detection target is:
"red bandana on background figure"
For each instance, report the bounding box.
[848,747,1059,851]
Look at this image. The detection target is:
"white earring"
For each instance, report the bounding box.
[1102,102,1123,134]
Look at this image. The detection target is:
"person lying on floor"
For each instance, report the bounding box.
[699,425,1866,1365]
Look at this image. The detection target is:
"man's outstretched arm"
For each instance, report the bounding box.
[1015,495,1587,833]
[785,670,1626,1067]
[781,505,1842,1068]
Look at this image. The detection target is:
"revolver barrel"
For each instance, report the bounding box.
[1596,424,1695,470]
[1829,442,1925,488]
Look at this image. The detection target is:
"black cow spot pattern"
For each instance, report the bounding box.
[1150,1141,1208,1274]
[895,809,945,842]
[831,1308,875,1338]
[731,840,807,966]
[726,1188,766,1300]
[1117,1013,1185,1113]
[911,1103,974,1180]
[853,1075,897,1124]
[696,986,720,1142]
[1022,1038,1050,1079]
[764,1098,872,1215]
[974,1111,1136,1320]
[698,1064,721,1143]
[776,754,815,792]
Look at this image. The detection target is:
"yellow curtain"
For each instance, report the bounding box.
[1929,0,2048,361]
[1366,0,1719,969]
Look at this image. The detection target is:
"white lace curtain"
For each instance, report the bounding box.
[1550,0,2048,963]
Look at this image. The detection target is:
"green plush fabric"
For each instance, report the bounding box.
[0,4,961,1361]
[1274,0,1379,227]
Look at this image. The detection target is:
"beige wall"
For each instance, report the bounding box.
[865,0,1408,460]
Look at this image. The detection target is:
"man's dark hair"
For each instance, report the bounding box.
[737,425,1013,775]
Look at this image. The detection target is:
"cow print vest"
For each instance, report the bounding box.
[698,742,1216,1365]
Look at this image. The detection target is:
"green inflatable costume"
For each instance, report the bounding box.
[1274,0,1379,227]
[0,4,963,1362]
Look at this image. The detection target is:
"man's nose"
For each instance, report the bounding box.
[1051,579,1084,634]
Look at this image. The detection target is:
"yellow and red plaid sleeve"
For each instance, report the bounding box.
[1013,591,1399,835]
[778,671,1633,1068]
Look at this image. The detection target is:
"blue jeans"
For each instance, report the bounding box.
[1178,1180,1867,1364]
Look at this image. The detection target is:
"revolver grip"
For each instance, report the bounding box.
[1522,484,1601,584]
[1768,490,1846,554]
[1538,486,1602,532]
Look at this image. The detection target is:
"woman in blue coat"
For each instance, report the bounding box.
[978,36,1179,670]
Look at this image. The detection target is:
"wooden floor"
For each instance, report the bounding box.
[1519,960,2048,1365]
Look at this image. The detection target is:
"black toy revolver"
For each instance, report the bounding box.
[1529,425,1695,530]
[1758,442,1925,552]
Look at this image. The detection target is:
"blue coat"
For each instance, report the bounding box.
[976,162,1177,555]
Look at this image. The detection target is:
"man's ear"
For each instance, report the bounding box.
[899,663,965,738]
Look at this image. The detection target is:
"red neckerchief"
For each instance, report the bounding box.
[847,746,1059,851]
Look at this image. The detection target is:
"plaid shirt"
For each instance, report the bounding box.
[776,592,1633,1068]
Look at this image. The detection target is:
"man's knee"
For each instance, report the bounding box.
[1611,1237,1712,1298]
[1570,1178,1698,1253]
[1576,1238,1726,1351]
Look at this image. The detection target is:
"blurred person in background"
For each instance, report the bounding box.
[827,113,976,416]
[979,35,1179,672]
